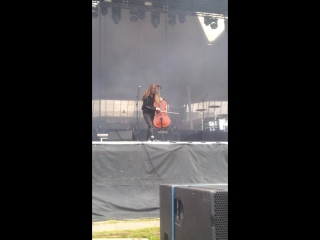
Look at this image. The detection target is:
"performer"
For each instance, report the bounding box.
[141,84,164,141]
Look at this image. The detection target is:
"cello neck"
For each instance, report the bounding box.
[157,84,162,107]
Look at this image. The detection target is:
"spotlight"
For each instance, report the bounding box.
[204,16,213,26]
[138,10,145,20]
[178,13,185,23]
[210,19,218,29]
[112,7,121,24]
[92,6,98,18]
[151,11,160,28]
[130,10,139,22]
[100,5,108,16]
[168,13,176,26]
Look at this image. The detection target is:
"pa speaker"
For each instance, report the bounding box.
[107,130,134,141]
[160,184,228,240]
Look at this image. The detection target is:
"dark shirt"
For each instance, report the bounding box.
[142,95,156,114]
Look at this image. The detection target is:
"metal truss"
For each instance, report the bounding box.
[92,0,228,19]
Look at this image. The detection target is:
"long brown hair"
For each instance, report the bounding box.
[141,84,160,103]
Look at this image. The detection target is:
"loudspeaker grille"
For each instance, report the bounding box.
[214,191,228,240]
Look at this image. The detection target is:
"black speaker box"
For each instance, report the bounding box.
[107,130,134,141]
[160,184,228,240]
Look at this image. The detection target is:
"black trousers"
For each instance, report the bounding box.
[143,112,155,140]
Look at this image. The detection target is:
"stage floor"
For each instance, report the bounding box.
[92,141,228,144]
[93,129,228,142]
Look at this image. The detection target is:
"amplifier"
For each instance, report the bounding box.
[160,184,228,240]
[107,130,134,141]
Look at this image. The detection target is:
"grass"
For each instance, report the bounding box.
[92,218,160,225]
[92,226,160,240]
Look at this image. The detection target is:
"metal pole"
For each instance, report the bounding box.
[187,86,193,130]
[98,11,101,118]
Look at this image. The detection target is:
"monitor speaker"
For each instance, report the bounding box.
[160,184,228,240]
[107,130,134,141]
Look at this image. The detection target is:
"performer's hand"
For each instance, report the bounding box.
[156,107,161,111]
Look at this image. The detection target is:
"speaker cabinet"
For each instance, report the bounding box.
[107,130,134,141]
[160,184,228,240]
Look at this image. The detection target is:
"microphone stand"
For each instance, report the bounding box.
[200,94,209,131]
[135,86,141,138]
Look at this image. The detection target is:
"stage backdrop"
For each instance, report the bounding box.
[92,142,228,221]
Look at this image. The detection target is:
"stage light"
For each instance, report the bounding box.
[210,19,218,29]
[138,10,145,20]
[112,7,121,24]
[204,16,213,26]
[130,10,139,22]
[178,13,185,23]
[100,5,108,16]
[92,6,98,18]
[151,11,160,28]
[168,13,176,26]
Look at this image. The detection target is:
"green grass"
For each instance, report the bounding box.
[93,218,160,225]
[92,226,160,240]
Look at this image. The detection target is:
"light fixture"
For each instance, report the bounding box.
[92,6,98,18]
[210,19,218,29]
[100,5,108,16]
[112,7,121,24]
[130,10,139,22]
[168,13,176,26]
[151,11,160,28]
[138,10,145,20]
[178,14,185,23]
[204,16,213,26]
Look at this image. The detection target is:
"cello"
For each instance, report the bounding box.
[153,84,171,129]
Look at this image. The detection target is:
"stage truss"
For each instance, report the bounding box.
[92,0,228,19]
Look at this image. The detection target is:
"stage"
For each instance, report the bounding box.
[92,141,228,222]
[93,129,228,142]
